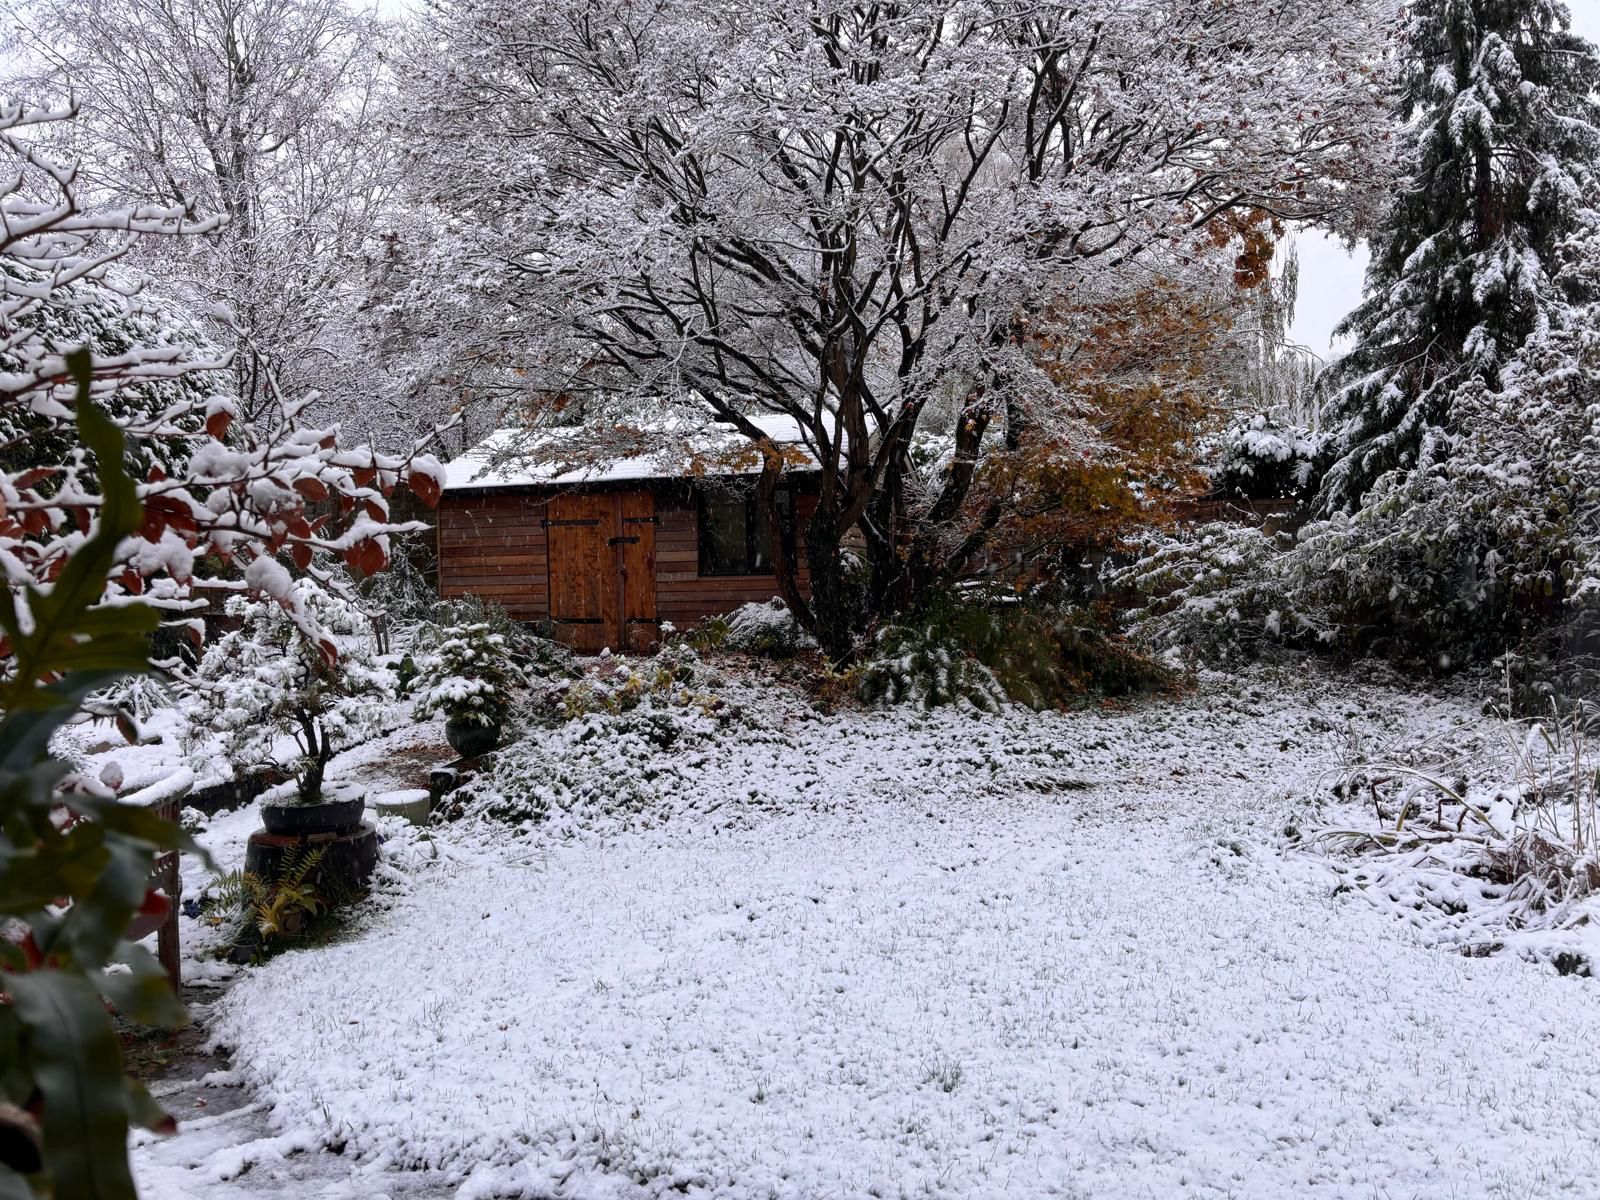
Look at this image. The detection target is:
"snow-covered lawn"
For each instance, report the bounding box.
[136,666,1600,1199]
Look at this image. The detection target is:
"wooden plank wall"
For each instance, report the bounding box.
[655,494,816,630]
[436,492,550,622]
[438,487,820,635]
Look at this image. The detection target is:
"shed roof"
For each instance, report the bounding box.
[442,414,828,492]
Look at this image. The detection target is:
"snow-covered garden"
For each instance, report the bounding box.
[4,0,1600,1198]
[113,643,1598,1200]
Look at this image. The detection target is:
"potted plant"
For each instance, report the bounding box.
[181,579,394,834]
[409,621,524,756]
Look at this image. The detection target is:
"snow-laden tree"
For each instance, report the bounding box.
[0,100,444,1198]
[180,580,394,801]
[392,0,1395,656]
[6,0,403,433]
[1118,214,1600,676]
[0,100,448,666]
[1118,4,1600,682]
[1316,0,1600,513]
[407,620,525,730]
[1224,244,1323,431]
[0,260,227,477]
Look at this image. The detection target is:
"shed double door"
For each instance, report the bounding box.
[546,491,657,653]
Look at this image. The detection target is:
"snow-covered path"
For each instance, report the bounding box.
[135,670,1600,1199]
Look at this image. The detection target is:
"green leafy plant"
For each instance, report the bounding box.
[550,644,727,724]
[684,616,732,654]
[0,351,202,1198]
[205,846,331,952]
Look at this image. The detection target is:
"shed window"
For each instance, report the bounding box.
[698,488,792,576]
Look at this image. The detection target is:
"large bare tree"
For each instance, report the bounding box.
[394,0,1398,656]
[4,0,401,433]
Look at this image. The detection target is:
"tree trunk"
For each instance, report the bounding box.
[872,392,1003,619]
[294,706,332,804]
[803,495,857,663]
[757,462,815,634]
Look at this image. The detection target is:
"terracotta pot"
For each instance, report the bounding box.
[445,719,501,758]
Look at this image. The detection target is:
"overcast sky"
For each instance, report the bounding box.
[1289,2,1600,361]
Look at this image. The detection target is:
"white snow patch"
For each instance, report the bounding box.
[157,666,1600,1199]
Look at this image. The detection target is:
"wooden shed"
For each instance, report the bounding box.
[436,419,820,653]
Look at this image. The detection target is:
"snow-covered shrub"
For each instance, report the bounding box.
[1314,700,1600,975]
[1209,413,1319,502]
[938,591,1176,706]
[86,673,174,725]
[1121,507,1539,670]
[408,621,526,729]
[179,582,394,802]
[421,596,576,671]
[721,597,818,657]
[854,624,1009,713]
[686,570,865,662]
[1307,325,1596,676]
[0,262,226,487]
[855,590,1176,711]
[439,698,737,828]
[1034,603,1180,698]
[408,595,516,649]
[1113,518,1390,666]
[361,539,438,632]
[406,599,577,720]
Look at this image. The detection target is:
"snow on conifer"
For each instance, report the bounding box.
[1317,0,1600,515]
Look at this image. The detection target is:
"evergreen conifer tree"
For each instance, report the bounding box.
[1316,0,1600,514]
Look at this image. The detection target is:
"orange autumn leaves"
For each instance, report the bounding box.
[967,214,1279,567]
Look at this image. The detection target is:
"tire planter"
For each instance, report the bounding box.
[260,795,365,837]
[446,719,501,758]
[238,822,380,961]
[245,824,378,887]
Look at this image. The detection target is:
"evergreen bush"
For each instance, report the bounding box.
[857,590,1175,711]
[408,622,527,729]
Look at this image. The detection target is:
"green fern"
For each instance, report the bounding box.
[205,845,331,946]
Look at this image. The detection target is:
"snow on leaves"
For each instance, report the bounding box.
[0,104,449,656]
[177,581,395,800]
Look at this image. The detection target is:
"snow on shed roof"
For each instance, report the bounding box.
[441,414,827,492]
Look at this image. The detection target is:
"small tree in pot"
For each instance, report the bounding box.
[409,621,524,756]
[181,578,394,831]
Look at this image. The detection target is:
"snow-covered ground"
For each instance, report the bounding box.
[133,665,1600,1199]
